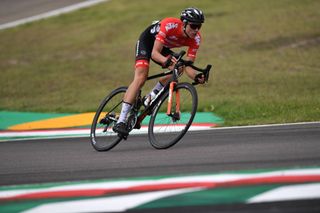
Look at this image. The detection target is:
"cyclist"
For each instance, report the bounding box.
[113,7,206,136]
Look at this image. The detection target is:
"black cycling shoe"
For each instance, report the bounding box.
[112,122,129,137]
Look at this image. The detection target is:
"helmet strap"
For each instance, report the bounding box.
[183,21,191,38]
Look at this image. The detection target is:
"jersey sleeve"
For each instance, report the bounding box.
[187,33,201,59]
[155,19,167,43]
[155,18,178,44]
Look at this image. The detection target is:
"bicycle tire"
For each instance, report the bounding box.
[148,82,198,149]
[90,87,127,151]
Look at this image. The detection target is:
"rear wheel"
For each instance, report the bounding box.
[90,87,127,151]
[148,82,198,149]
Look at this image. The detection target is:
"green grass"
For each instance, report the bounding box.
[1,0,319,126]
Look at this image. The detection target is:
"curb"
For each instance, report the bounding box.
[0,111,223,141]
[1,167,319,212]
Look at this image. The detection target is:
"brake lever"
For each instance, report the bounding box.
[192,64,212,85]
[204,65,212,82]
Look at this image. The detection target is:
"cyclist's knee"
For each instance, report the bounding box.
[160,75,171,85]
[134,67,148,87]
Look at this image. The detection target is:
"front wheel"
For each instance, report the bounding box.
[90,87,127,151]
[148,82,198,149]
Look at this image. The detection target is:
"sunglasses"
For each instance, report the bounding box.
[189,23,202,30]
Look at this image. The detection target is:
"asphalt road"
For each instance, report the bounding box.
[0,123,319,212]
[1,123,319,186]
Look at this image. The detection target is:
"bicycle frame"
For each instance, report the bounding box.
[133,75,172,129]
[167,81,180,116]
[133,50,212,130]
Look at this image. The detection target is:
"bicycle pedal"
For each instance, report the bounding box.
[99,118,107,125]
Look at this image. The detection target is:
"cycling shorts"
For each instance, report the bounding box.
[135,22,173,68]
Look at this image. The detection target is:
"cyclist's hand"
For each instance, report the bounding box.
[194,73,205,84]
[168,57,178,70]
[162,55,177,69]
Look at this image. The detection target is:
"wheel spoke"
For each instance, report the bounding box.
[90,87,127,151]
[148,83,198,149]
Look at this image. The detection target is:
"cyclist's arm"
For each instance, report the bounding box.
[151,40,170,66]
[185,57,196,78]
[185,57,206,84]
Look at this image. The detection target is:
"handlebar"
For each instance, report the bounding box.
[146,50,212,84]
[172,50,212,85]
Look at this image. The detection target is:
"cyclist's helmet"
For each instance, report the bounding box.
[180,7,205,24]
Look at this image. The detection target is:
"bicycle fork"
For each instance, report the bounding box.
[167,82,181,121]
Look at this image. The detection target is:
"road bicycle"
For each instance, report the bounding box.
[90,51,212,151]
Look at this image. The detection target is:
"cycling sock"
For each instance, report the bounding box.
[153,81,164,93]
[144,82,163,106]
[117,102,132,124]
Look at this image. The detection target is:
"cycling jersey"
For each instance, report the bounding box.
[135,17,201,68]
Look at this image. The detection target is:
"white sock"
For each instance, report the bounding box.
[152,81,164,93]
[144,82,164,106]
[117,102,132,124]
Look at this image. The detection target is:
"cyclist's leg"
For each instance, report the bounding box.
[113,26,153,135]
[114,66,149,135]
[122,23,154,106]
[123,66,149,104]
[159,74,172,85]
[126,67,149,107]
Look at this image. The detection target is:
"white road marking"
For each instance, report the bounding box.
[0,0,110,30]
[0,124,213,141]
[211,121,320,130]
[1,168,319,199]
[21,188,202,213]
[0,168,319,212]
[248,183,320,203]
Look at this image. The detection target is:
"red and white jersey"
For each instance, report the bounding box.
[156,17,201,59]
